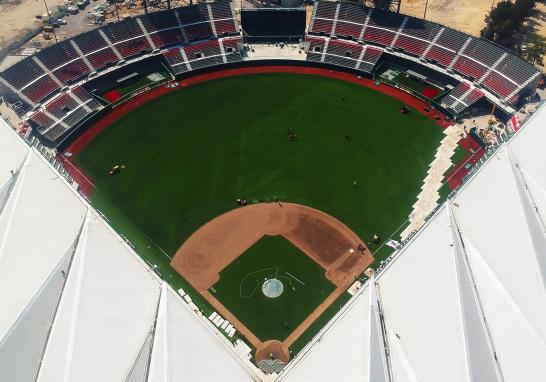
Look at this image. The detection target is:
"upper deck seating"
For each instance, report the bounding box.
[394,34,428,56]
[140,11,185,48]
[35,41,80,72]
[72,29,109,55]
[1,58,45,89]
[335,21,363,40]
[435,27,468,52]
[338,2,368,24]
[315,1,337,19]
[402,19,440,42]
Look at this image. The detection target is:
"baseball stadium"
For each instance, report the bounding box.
[0,0,545,381]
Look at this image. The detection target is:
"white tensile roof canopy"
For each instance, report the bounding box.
[0,103,545,381]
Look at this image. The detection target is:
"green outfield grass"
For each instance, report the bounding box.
[75,72,443,353]
[212,235,335,342]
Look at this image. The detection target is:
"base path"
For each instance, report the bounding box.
[171,202,373,363]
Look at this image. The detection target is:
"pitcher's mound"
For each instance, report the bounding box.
[262,278,284,298]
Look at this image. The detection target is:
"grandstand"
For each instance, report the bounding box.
[0,2,240,107]
[0,1,241,146]
[0,0,541,146]
[306,1,541,113]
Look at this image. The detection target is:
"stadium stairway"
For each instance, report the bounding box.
[401,124,464,239]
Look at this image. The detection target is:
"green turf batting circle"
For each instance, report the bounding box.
[262,278,284,298]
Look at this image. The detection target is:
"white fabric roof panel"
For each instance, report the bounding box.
[148,284,253,382]
[0,120,28,188]
[37,213,161,382]
[452,148,546,382]
[0,240,75,382]
[509,111,546,217]
[378,207,469,382]
[281,287,372,382]
[0,151,87,342]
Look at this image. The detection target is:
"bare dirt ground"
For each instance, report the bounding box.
[400,0,492,36]
[0,0,62,50]
[401,0,546,70]
[171,202,373,362]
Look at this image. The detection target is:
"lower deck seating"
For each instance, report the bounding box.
[305,36,383,73]
[162,48,188,74]
[162,36,242,73]
[45,93,80,119]
[182,39,223,70]
[21,75,60,104]
[442,82,484,114]
[183,39,222,60]
[221,37,243,63]
[482,71,518,99]
[27,86,101,144]
[28,111,55,133]
[86,48,120,70]
[72,86,97,103]
[305,37,326,63]
[359,46,383,72]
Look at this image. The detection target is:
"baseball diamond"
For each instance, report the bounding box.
[171,202,373,361]
[72,71,445,360]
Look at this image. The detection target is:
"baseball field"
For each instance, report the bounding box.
[73,71,444,359]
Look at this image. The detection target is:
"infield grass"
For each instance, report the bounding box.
[212,235,335,342]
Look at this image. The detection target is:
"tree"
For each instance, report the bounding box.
[481,0,536,49]
[524,34,546,66]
